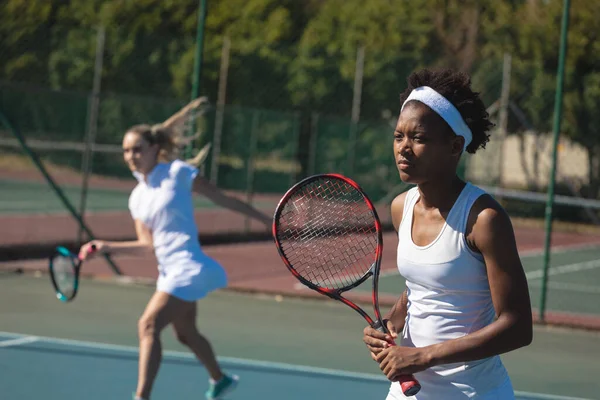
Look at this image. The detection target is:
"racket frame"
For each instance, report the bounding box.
[48,246,85,302]
[273,173,421,396]
[273,173,385,326]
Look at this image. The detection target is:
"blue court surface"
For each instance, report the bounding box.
[0,332,592,400]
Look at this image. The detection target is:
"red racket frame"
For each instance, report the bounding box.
[272,173,421,397]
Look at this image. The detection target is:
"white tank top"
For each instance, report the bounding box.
[388,183,511,399]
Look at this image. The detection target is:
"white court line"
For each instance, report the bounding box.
[528,280,600,294]
[519,242,600,258]
[378,248,600,282]
[0,335,39,347]
[526,259,600,280]
[0,331,592,400]
[0,331,386,382]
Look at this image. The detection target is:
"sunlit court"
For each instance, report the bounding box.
[2,1,600,399]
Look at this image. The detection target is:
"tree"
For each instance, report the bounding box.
[288,0,434,119]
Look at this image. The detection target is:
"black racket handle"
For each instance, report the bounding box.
[373,321,422,396]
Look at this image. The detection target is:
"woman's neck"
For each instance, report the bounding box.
[417,175,465,211]
[141,160,159,181]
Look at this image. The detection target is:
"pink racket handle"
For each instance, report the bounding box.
[78,244,97,261]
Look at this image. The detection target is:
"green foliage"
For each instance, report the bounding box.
[2,0,600,198]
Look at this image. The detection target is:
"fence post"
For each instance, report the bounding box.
[308,112,319,176]
[497,52,511,188]
[244,109,260,233]
[290,111,301,186]
[347,45,365,177]
[78,25,105,245]
[187,0,208,160]
[210,36,231,185]
[540,0,571,322]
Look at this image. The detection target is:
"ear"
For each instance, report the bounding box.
[149,142,160,157]
[450,135,464,157]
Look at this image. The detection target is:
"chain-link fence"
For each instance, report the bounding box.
[2,4,600,324]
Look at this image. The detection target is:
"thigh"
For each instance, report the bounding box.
[140,291,195,331]
[172,301,197,335]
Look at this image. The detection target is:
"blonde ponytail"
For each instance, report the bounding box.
[125,97,212,166]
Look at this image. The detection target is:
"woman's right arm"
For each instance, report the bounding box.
[79,219,153,259]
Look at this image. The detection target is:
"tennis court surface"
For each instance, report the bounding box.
[1,274,599,400]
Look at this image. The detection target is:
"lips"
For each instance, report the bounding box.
[397,159,414,171]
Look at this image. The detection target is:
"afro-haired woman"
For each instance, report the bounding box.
[363,69,532,399]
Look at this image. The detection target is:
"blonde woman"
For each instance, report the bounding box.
[79,98,271,400]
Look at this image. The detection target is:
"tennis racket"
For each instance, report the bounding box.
[272,173,421,397]
[49,245,96,302]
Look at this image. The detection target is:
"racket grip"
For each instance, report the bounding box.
[373,322,421,396]
[78,244,97,260]
[398,375,421,397]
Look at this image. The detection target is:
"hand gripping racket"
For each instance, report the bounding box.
[272,174,421,397]
[49,245,96,302]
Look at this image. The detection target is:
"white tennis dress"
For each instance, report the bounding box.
[129,159,227,302]
[387,183,514,399]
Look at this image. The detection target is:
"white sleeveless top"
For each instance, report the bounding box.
[129,159,205,268]
[388,183,512,399]
[128,160,227,302]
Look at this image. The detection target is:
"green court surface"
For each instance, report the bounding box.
[365,246,600,317]
[1,274,599,399]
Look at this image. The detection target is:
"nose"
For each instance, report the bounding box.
[396,137,412,156]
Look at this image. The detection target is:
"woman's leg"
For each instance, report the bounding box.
[171,302,223,381]
[136,291,193,399]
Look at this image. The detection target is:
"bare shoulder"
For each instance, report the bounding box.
[390,190,411,232]
[466,193,516,251]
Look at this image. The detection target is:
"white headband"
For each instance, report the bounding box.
[401,86,472,151]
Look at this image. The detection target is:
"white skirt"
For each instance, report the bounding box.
[386,375,514,400]
[156,255,228,302]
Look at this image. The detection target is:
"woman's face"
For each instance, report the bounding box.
[393,101,463,184]
[122,131,159,174]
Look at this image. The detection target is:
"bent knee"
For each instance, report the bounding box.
[174,331,189,345]
[138,316,161,339]
[173,324,198,345]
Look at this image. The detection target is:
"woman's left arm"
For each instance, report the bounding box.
[424,200,533,363]
[192,175,271,227]
[377,197,533,379]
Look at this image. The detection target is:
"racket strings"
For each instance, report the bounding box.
[277,178,378,290]
[51,255,76,297]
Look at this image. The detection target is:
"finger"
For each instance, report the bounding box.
[376,347,390,363]
[386,369,397,381]
[386,320,398,338]
[379,355,390,374]
[381,360,399,381]
[78,245,89,259]
[364,336,391,349]
[366,345,386,356]
[364,326,389,340]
